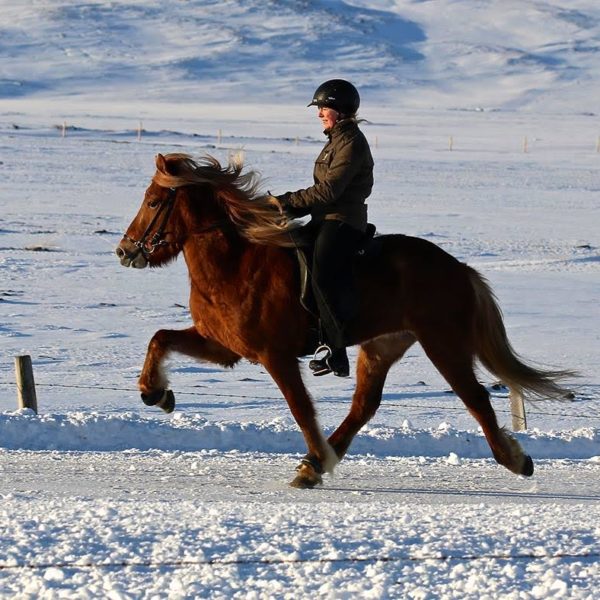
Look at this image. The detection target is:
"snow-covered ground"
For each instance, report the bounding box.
[1,1,600,597]
[2,451,600,599]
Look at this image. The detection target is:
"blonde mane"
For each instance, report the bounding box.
[153,153,300,247]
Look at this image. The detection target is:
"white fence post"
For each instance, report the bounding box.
[509,389,527,431]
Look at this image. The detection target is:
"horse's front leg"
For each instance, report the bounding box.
[139,326,240,413]
[262,354,338,488]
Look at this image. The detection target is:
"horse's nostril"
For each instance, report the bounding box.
[115,246,125,258]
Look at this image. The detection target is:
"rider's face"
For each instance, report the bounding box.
[318,106,339,130]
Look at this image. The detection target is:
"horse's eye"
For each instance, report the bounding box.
[147,199,160,209]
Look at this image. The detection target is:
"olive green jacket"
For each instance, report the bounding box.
[283,118,373,232]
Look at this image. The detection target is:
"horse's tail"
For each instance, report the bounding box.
[468,266,574,401]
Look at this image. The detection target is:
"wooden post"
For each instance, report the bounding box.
[217,129,222,145]
[509,389,527,431]
[61,121,67,138]
[523,136,528,153]
[14,355,38,414]
[449,136,453,151]
[596,136,600,153]
[137,121,143,141]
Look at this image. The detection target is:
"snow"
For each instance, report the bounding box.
[1,0,600,597]
[1,451,600,598]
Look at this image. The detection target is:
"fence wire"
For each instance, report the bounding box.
[0,550,599,572]
[0,379,599,420]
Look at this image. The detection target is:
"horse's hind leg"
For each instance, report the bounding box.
[419,332,533,476]
[328,332,416,460]
[139,326,240,413]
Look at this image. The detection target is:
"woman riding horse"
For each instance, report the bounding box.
[275,79,374,378]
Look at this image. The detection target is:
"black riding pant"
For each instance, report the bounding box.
[312,220,363,349]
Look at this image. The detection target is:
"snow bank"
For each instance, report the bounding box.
[1,409,598,459]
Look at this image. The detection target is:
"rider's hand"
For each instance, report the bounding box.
[265,192,284,214]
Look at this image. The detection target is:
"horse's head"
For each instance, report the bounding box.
[116,154,198,268]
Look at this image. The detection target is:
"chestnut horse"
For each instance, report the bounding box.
[116,153,571,488]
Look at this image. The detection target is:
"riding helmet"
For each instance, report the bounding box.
[307,79,360,115]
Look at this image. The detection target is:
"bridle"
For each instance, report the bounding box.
[122,185,232,262]
[123,187,178,258]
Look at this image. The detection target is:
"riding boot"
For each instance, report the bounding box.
[309,346,350,378]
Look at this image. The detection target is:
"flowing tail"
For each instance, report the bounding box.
[468,267,575,401]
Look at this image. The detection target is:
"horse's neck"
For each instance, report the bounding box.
[183,231,261,285]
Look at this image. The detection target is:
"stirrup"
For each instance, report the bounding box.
[311,344,332,363]
[308,345,333,376]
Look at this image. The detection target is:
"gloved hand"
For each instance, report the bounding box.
[265,191,284,214]
[274,193,310,219]
[266,191,308,221]
[283,204,310,219]
[275,192,292,206]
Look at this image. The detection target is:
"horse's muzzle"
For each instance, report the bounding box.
[115,240,148,269]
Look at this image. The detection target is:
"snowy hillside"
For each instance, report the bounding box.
[2,0,600,116]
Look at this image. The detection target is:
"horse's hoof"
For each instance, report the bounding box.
[521,455,534,477]
[159,390,175,414]
[141,389,164,406]
[141,389,175,413]
[289,463,323,489]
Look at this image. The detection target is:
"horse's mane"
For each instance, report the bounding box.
[153,153,300,248]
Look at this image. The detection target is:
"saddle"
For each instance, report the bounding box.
[293,222,380,317]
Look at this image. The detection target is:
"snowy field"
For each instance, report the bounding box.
[1,1,600,598]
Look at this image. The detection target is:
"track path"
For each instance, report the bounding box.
[1,451,599,598]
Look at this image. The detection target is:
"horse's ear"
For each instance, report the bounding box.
[156,153,168,174]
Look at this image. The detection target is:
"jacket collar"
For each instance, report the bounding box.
[324,117,357,138]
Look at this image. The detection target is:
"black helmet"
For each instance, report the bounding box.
[307,79,360,115]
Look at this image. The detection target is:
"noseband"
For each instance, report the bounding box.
[124,187,177,258]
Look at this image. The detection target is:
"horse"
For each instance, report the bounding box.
[116,152,572,488]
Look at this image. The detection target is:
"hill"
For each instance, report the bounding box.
[2,0,600,116]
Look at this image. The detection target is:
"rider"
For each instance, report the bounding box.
[275,79,374,377]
